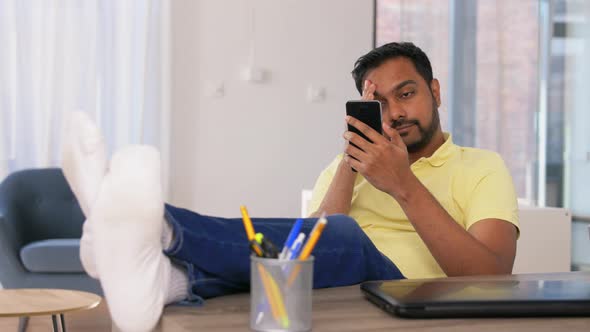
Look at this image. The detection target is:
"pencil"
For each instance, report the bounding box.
[287,215,328,286]
[257,263,281,324]
[266,267,290,328]
[240,205,256,240]
[298,215,328,260]
[241,205,262,256]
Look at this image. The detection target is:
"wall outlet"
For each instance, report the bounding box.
[240,66,269,83]
[306,85,326,103]
[204,81,225,98]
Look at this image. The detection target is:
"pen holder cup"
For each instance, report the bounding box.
[250,255,314,332]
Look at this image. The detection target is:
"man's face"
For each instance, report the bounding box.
[364,57,442,153]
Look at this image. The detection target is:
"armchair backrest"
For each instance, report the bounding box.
[0,168,84,248]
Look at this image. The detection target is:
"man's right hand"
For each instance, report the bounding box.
[309,80,380,218]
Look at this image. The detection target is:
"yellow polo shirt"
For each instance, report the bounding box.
[308,134,519,279]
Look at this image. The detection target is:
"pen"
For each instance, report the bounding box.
[255,299,272,325]
[255,311,264,325]
[286,233,306,260]
[279,218,304,260]
[280,233,306,275]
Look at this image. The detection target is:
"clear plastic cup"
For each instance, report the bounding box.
[250,255,314,332]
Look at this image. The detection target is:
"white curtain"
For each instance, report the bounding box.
[0,0,170,187]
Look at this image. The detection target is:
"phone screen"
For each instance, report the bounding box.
[345,100,383,147]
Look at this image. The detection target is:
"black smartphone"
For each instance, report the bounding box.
[345,100,383,148]
[345,100,383,172]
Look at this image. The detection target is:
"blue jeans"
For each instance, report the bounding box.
[163,204,404,304]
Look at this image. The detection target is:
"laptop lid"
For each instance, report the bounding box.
[361,277,590,318]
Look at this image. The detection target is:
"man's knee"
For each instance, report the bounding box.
[327,213,357,226]
[324,214,365,239]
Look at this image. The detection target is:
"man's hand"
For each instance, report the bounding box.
[343,113,413,199]
[342,79,414,198]
[361,79,377,101]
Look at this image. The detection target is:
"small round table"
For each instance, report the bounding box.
[0,288,102,332]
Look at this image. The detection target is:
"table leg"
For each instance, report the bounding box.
[17,316,29,332]
[60,314,66,332]
[51,315,59,332]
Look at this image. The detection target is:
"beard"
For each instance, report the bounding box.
[392,97,440,154]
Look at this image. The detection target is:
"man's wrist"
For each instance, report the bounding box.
[337,157,356,178]
[388,172,422,205]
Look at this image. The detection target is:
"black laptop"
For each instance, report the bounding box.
[361,276,590,318]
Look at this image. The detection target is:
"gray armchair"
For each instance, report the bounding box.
[0,168,101,294]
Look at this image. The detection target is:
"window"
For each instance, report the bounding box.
[375,0,590,269]
[376,0,540,203]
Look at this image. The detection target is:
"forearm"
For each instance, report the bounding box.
[394,176,513,276]
[310,160,356,217]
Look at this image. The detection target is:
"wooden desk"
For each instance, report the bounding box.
[0,289,101,332]
[157,272,590,331]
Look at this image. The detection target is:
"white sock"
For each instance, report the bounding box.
[167,263,189,304]
[92,145,172,332]
[61,111,106,279]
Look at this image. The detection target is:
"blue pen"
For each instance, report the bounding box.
[287,233,306,260]
[279,218,304,260]
[256,303,268,324]
[279,233,307,277]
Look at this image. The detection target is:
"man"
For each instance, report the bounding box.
[61,42,517,332]
[308,42,519,279]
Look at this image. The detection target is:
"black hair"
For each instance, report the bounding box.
[351,42,433,94]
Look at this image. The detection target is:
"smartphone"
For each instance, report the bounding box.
[345,100,383,172]
[345,100,383,148]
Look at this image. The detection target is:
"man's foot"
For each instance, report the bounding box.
[62,112,107,278]
[91,146,172,332]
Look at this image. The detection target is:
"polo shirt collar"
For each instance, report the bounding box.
[414,132,457,167]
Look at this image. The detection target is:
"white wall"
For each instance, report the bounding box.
[169,0,374,217]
